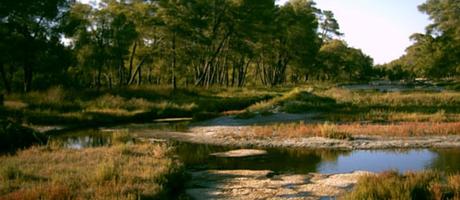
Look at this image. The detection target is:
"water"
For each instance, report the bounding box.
[51,123,460,174]
[174,142,460,174]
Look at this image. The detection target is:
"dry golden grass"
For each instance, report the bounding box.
[316,88,460,123]
[0,144,184,200]
[238,122,460,139]
[321,88,460,107]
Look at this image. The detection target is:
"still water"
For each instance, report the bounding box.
[52,123,460,174]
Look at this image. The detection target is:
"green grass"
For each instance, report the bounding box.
[243,84,460,123]
[316,88,460,123]
[3,86,276,126]
[345,171,460,200]
[0,143,186,200]
[4,84,460,127]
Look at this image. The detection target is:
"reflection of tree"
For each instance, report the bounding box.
[429,149,460,173]
[174,142,347,174]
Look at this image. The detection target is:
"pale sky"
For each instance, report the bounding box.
[279,0,431,64]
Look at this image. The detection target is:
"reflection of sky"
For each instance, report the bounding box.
[318,149,437,174]
[62,136,111,149]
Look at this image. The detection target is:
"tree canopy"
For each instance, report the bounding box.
[383,0,460,79]
[5,0,458,93]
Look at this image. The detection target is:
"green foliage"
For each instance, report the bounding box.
[382,0,460,79]
[0,0,72,92]
[1,0,380,93]
[316,40,374,82]
[319,10,343,41]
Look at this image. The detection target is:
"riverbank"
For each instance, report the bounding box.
[138,120,460,150]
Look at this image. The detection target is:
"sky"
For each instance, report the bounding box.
[279,0,431,64]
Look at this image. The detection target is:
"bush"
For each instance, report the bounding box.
[0,119,46,153]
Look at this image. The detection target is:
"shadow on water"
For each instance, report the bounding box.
[51,122,460,174]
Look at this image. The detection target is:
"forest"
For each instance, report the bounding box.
[1,0,458,94]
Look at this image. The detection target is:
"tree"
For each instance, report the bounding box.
[417,0,460,77]
[0,0,71,92]
[259,0,320,86]
[316,40,373,81]
[319,10,343,42]
[387,0,460,79]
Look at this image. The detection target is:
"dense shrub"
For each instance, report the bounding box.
[0,119,46,153]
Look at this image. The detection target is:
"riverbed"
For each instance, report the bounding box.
[49,122,460,199]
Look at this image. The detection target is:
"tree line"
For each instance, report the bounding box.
[0,0,458,93]
[380,0,460,80]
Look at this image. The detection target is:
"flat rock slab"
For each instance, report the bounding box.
[210,149,267,158]
[186,170,370,200]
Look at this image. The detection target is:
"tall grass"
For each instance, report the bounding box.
[0,144,186,199]
[344,171,460,200]
[235,122,460,140]
[4,86,276,125]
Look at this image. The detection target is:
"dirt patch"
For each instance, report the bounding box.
[186,170,370,200]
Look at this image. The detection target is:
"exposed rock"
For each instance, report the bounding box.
[211,149,267,158]
[186,170,370,200]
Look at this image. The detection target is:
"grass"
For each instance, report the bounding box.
[344,170,460,200]
[246,87,337,113]
[4,84,460,139]
[3,85,276,126]
[230,121,460,140]
[242,85,460,123]
[318,122,353,140]
[316,88,460,123]
[0,143,186,200]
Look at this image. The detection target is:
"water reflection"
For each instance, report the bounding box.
[430,149,460,173]
[318,149,437,173]
[56,130,112,149]
[51,123,460,174]
[174,142,460,174]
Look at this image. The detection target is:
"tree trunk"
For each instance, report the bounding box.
[23,63,33,93]
[96,66,102,90]
[137,62,142,86]
[172,33,177,90]
[127,42,138,84]
[128,57,146,85]
[118,58,124,87]
[0,62,11,94]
